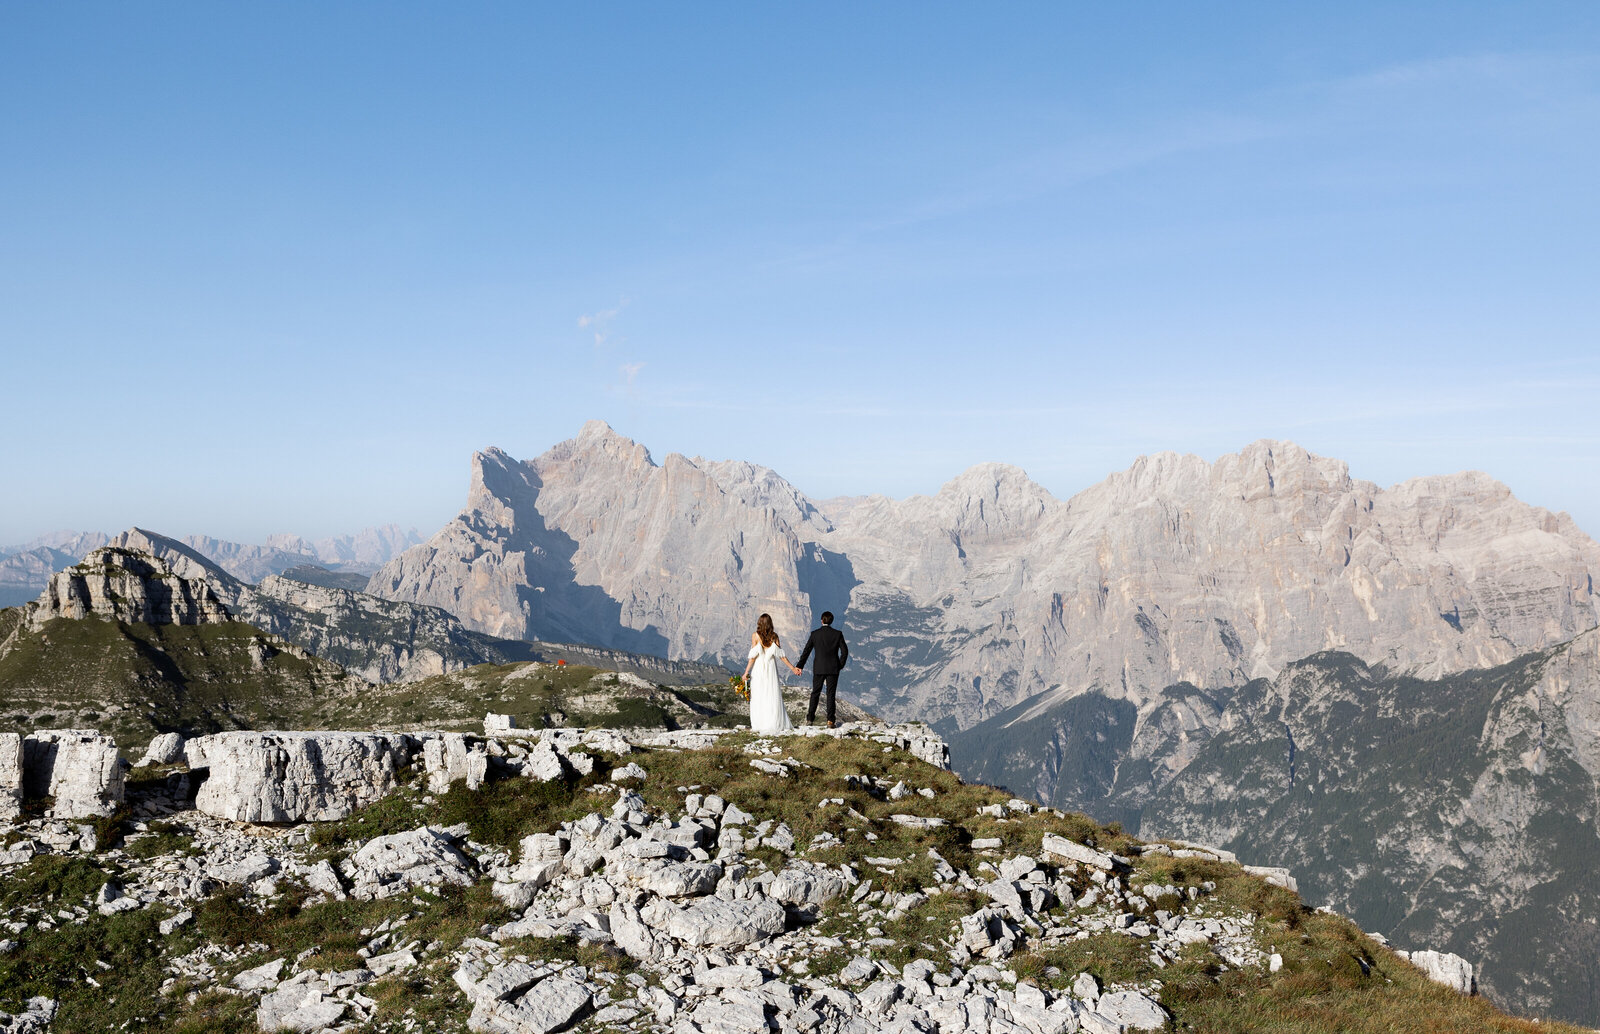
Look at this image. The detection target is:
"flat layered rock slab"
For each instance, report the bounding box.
[189,731,413,822]
[664,896,786,948]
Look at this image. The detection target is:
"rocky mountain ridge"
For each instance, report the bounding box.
[955,628,1600,1023]
[25,547,232,630]
[372,423,1600,733]
[99,529,627,686]
[0,543,735,750]
[0,525,421,607]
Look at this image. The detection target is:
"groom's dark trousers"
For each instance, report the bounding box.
[796,624,849,723]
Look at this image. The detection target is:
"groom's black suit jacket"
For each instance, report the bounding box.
[797,625,848,676]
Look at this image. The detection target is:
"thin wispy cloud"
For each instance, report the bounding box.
[577,301,629,348]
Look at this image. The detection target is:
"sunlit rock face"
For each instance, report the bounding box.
[372,425,1600,731]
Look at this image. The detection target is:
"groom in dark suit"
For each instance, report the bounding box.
[796,611,849,727]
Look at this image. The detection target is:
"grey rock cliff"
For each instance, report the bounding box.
[21,731,124,819]
[0,734,21,821]
[28,547,232,630]
[370,426,1600,733]
[188,732,413,823]
[369,424,817,661]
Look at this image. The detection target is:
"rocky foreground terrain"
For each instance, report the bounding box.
[0,713,1567,1034]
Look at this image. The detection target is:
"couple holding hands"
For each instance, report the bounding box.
[742,610,848,733]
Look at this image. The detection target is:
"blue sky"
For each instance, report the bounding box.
[3,3,1599,545]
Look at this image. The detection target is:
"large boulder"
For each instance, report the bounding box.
[421,733,488,793]
[188,732,414,823]
[467,973,591,1034]
[1405,949,1476,994]
[0,734,22,821]
[769,863,847,907]
[136,732,186,767]
[662,896,786,948]
[1094,990,1169,1031]
[22,731,124,819]
[346,826,475,900]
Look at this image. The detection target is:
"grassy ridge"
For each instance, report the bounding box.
[0,615,359,746]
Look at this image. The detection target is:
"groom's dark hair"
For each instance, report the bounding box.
[820,612,834,625]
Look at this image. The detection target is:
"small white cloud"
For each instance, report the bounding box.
[577,301,629,347]
[621,361,644,389]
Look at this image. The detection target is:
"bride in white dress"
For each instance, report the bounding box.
[743,613,801,734]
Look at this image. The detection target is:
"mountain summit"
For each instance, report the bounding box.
[372,427,1600,730]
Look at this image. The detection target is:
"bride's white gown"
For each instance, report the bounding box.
[747,640,794,734]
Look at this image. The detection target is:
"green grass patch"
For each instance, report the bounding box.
[0,854,108,911]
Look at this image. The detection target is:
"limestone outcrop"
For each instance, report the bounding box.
[1401,949,1477,995]
[29,547,231,630]
[420,733,488,793]
[0,734,22,821]
[20,731,124,819]
[187,732,413,823]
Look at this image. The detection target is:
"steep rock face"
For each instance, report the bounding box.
[370,423,815,663]
[103,529,536,684]
[838,442,1599,729]
[1099,632,1600,1025]
[0,734,21,821]
[370,428,1600,730]
[21,730,125,819]
[28,547,231,630]
[188,731,413,822]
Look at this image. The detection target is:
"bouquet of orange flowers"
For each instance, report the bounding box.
[729,675,749,701]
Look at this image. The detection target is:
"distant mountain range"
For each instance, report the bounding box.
[0,542,736,749]
[0,524,422,607]
[369,422,1597,724]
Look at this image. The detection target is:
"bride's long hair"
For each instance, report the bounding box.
[756,613,778,648]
